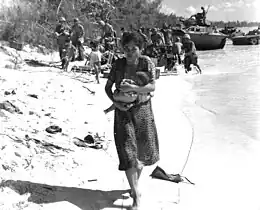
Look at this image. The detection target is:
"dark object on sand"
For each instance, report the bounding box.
[73,137,103,149]
[45,125,62,134]
[4,90,16,95]
[25,134,72,152]
[150,166,195,185]
[24,59,50,67]
[0,100,22,114]
[9,41,23,51]
[27,94,38,99]
[84,134,95,144]
[88,179,98,182]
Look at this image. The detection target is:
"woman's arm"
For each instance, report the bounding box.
[132,82,155,93]
[105,80,133,111]
[105,79,115,102]
[105,60,116,102]
[105,61,133,111]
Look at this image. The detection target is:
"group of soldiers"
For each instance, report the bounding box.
[54,16,116,68]
[54,17,201,74]
[55,17,85,63]
[130,24,202,74]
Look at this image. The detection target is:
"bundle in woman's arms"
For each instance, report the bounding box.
[113,79,138,103]
[113,72,151,103]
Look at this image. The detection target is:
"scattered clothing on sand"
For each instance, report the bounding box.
[0,100,22,114]
[83,134,95,144]
[27,94,38,99]
[45,125,62,134]
[151,166,195,185]
[73,137,103,149]
[4,90,16,95]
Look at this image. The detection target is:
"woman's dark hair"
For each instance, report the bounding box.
[121,32,144,49]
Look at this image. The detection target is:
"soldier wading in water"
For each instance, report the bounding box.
[182,34,202,74]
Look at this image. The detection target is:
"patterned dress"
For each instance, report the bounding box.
[108,55,160,171]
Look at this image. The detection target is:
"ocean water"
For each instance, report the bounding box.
[186,39,260,140]
[174,33,260,210]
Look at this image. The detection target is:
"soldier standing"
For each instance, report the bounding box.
[71,18,85,61]
[54,17,71,62]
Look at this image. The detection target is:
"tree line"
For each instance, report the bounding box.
[211,20,260,28]
[0,0,182,49]
[0,0,259,49]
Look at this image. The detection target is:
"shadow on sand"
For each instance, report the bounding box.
[0,180,131,210]
[24,59,62,70]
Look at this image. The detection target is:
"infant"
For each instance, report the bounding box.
[104,71,153,114]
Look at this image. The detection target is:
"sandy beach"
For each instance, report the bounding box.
[1,42,260,210]
[0,42,192,210]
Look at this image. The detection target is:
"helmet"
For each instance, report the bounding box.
[74,18,79,23]
[183,34,191,39]
[59,17,66,22]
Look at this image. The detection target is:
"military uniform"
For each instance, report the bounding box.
[71,19,85,61]
[55,23,71,60]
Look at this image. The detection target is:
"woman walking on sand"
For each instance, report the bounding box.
[105,32,159,209]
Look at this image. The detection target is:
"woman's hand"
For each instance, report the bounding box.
[113,101,133,111]
[119,82,138,93]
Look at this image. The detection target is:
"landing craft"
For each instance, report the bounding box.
[185,26,227,50]
[179,6,228,50]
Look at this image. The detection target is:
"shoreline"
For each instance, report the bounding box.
[1,42,260,209]
[175,70,260,210]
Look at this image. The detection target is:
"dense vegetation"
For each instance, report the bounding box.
[0,0,259,49]
[0,0,181,49]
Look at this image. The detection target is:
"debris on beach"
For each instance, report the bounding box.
[45,125,62,134]
[0,101,23,114]
[73,135,104,150]
[27,94,38,99]
[4,90,16,95]
[0,41,115,210]
[82,85,95,95]
[84,134,95,144]
[24,134,73,153]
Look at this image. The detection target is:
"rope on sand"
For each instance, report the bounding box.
[180,109,195,175]
[175,109,195,204]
